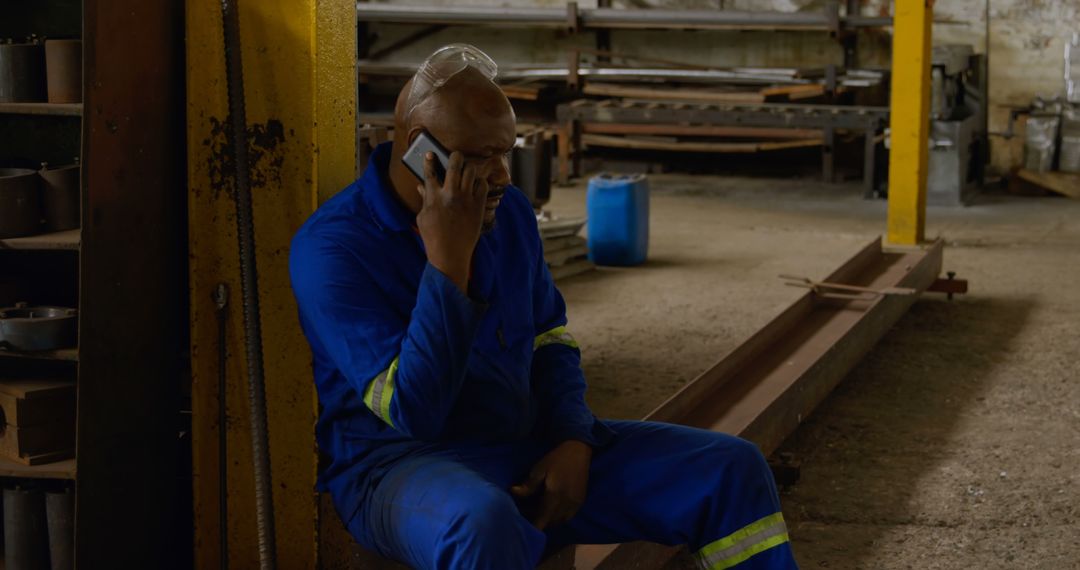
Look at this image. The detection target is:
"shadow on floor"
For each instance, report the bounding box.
[776,295,1037,568]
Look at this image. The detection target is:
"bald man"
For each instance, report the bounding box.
[290,45,796,570]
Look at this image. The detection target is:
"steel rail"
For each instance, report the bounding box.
[356,3,892,30]
[357,62,884,87]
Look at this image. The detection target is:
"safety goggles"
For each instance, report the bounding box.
[406,44,499,115]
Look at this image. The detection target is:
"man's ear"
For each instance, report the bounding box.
[406,126,425,147]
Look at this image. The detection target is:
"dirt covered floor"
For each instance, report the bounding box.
[546,175,1080,569]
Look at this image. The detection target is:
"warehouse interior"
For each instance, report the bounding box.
[0,0,1078,569]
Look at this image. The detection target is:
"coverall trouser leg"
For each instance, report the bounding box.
[348,420,797,570]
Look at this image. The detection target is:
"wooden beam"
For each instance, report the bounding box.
[1015,169,1080,199]
[581,133,823,153]
[582,83,765,104]
[886,1,933,245]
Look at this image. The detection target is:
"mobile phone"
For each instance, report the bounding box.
[402,130,450,183]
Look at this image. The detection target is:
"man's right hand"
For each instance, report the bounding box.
[416,151,488,293]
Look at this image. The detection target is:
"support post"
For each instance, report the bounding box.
[187,1,357,568]
[864,122,878,198]
[822,125,835,183]
[886,0,932,245]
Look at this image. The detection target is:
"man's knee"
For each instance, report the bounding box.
[436,485,544,568]
[447,486,520,538]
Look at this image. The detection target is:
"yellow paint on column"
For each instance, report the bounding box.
[887,0,933,245]
[186,1,356,568]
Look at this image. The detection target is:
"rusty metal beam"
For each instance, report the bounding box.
[560,237,946,570]
[581,123,823,140]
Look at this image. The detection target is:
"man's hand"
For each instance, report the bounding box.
[511,440,593,530]
[416,151,488,293]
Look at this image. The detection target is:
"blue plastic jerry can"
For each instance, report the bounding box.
[586,173,649,266]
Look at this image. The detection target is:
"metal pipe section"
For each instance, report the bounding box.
[356,3,891,29]
[220,0,278,569]
[357,61,885,87]
[586,7,826,28]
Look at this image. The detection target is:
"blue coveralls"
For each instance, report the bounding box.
[289,143,797,570]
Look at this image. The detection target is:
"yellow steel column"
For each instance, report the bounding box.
[186,1,357,568]
[886,0,933,245]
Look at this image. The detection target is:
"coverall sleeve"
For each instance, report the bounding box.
[530,234,615,448]
[290,238,486,440]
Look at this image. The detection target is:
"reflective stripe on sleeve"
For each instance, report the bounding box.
[362,356,399,427]
[696,513,790,570]
[533,326,579,351]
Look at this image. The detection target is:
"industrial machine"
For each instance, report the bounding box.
[925,44,987,206]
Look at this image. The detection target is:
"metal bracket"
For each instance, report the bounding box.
[926,271,968,300]
[825,0,841,37]
[566,1,580,34]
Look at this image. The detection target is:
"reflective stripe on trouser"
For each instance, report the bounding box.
[696,513,790,570]
[363,356,399,426]
[534,325,579,350]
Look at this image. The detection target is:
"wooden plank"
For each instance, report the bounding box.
[545,244,589,267]
[539,217,587,239]
[0,378,75,400]
[0,348,79,362]
[501,83,541,101]
[1016,169,1080,199]
[582,123,822,140]
[583,83,764,104]
[543,236,587,255]
[0,102,83,116]
[759,84,825,98]
[0,455,76,479]
[0,229,81,251]
[582,133,823,153]
[570,238,946,569]
[0,379,76,427]
[1,421,75,460]
[550,259,595,280]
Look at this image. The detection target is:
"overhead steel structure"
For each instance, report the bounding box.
[356,2,891,31]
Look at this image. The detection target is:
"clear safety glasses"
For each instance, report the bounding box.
[406,44,499,117]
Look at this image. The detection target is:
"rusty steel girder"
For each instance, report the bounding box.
[554,237,947,570]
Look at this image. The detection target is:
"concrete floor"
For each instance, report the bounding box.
[545,175,1080,569]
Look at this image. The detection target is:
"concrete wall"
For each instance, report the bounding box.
[363,0,1079,172]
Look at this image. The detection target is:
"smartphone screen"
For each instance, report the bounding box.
[402,130,451,183]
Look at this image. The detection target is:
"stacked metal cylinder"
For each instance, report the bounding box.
[0,37,80,104]
[2,486,74,570]
[0,163,80,240]
[1060,108,1080,173]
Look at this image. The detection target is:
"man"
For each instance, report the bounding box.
[290,44,797,570]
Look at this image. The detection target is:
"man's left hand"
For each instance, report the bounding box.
[511,440,593,530]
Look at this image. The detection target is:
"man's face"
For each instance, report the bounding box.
[418,98,516,232]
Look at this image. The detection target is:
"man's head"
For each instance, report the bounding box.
[388,45,516,231]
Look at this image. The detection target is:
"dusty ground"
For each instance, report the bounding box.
[546,175,1080,569]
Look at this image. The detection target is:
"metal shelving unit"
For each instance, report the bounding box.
[357,1,892,191]
[2,1,186,567]
[355,2,891,31]
[0,456,76,479]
